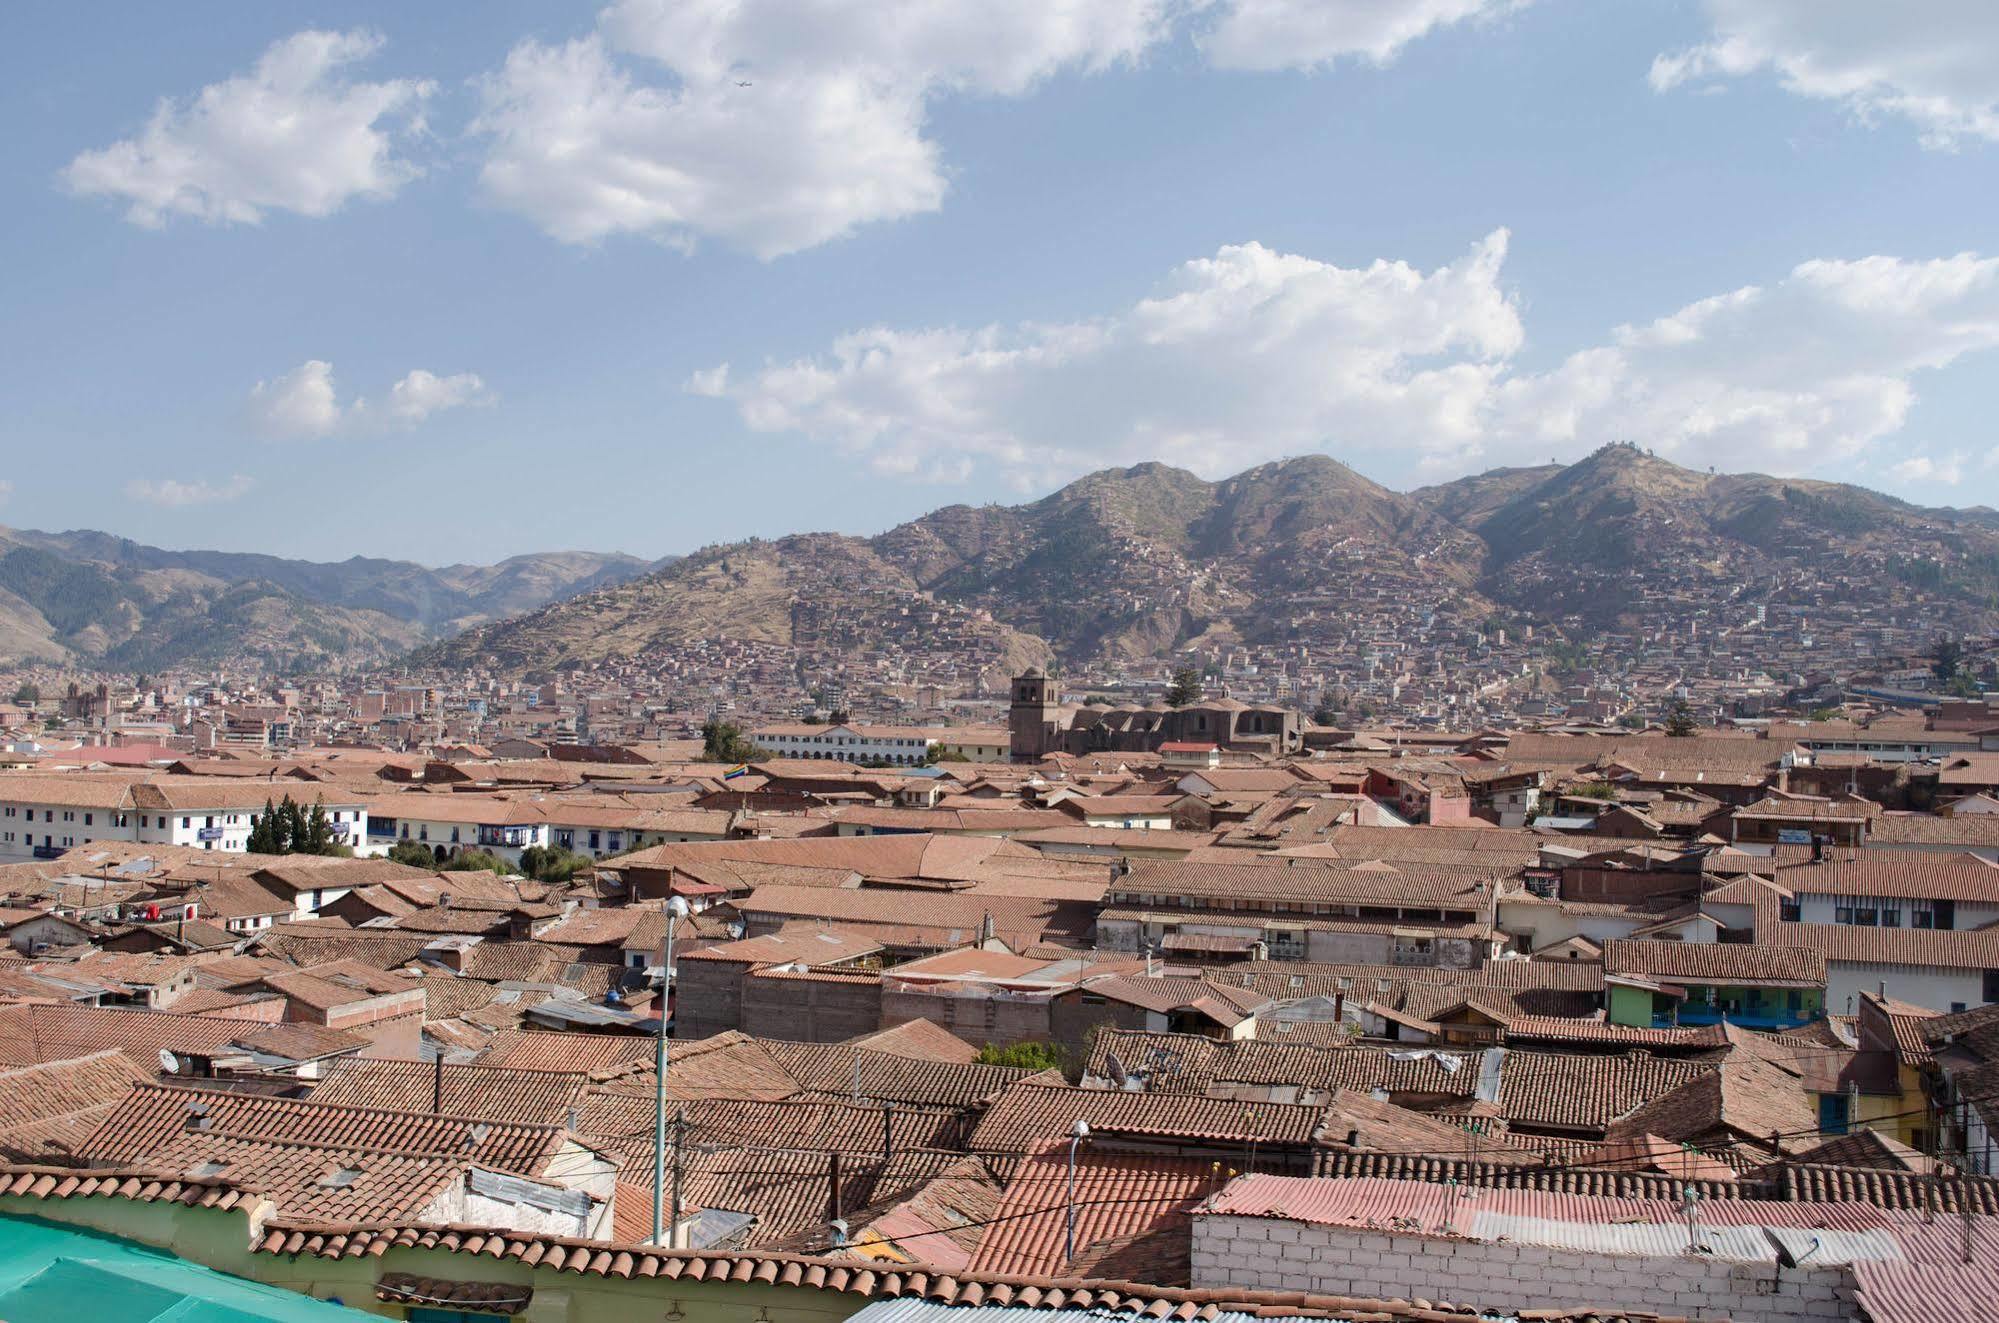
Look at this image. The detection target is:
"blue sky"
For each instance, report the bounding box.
[3,1,1996,564]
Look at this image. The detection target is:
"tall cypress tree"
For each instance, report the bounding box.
[247,798,279,853]
[302,800,335,855]
[278,796,306,853]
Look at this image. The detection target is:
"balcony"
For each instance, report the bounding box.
[1655,993,1814,1032]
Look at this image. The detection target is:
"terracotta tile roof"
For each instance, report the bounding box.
[1776,1163,1999,1213]
[639,1147,987,1252]
[679,926,885,967]
[1085,1030,1709,1135]
[0,1164,261,1210]
[136,1130,467,1223]
[1606,1054,1816,1154]
[967,1146,1217,1285]
[309,1058,591,1125]
[255,924,434,970]
[252,1220,1681,1320]
[0,1049,148,1160]
[376,1272,531,1316]
[452,940,598,984]
[1785,1129,1937,1173]
[389,908,517,936]
[618,1034,806,1101]
[1116,861,1495,908]
[968,1083,1326,1154]
[581,1094,965,1155]
[844,1020,979,1064]
[760,1040,1047,1108]
[0,1003,252,1068]
[1311,1150,1744,1202]
[481,1029,660,1074]
[76,1082,573,1176]
[838,1155,1007,1268]
[229,1022,369,1063]
[1601,938,1825,986]
[1858,991,1940,1066]
[1767,855,1999,903]
[739,886,1093,950]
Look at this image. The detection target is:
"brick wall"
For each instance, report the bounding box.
[739,970,881,1042]
[674,957,752,1040]
[1191,1214,1856,1322]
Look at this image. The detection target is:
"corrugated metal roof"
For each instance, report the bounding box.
[847,1304,1335,1323]
[1469,1211,1773,1263]
[1201,1175,1942,1261]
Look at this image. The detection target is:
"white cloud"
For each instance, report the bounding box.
[124,475,256,507]
[1199,0,1522,71]
[472,0,1175,257]
[696,234,1999,487]
[1652,1,1999,147]
[0,480,12,505]
[248,361,488,438]
[1890,453,1965,486]
[64,30,433,227]
[387,369,490,424]
[249,360,345,439]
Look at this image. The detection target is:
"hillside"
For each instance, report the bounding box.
[0,529,659,670]
[423,447,1999,672]
[425,533,1052,676]
[1412,444,1999,628]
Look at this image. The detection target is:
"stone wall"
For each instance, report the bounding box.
[1191,1213,1857,1322]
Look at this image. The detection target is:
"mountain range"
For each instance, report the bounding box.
[0,528,665,671]
[12,445,1996,676]
[418,445,1999,673]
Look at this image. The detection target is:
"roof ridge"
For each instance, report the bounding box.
[129,1081,564,1132]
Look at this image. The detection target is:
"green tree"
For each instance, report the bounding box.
[279,798,307,850]
[1664,698,1697,737]
[1809,707,1841,722]
[975,1040,1067,1072]
[247,794,348,856]
[700,719,768,764]
[1569,782,1619,801]
[1932,635,1964,684]
[246,797,283,854]
[299,800,336,855]
[9,683,36,705]
[444,849,511,875]
[1311,688,1342,726]
[828,709,851,726]
[518,844,592,883]
[1164,666,1204,707]
[925,745,969,764]
[388,839,442,869]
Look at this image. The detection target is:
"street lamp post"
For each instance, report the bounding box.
[651,894,691,1247]
[1065,1119,1091,1267]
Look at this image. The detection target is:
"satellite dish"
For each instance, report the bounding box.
[158,1049,180,1074]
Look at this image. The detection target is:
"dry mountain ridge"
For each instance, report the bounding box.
[0,529,663,670]
[425,446,1999,671]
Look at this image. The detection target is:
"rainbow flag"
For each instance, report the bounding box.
[723,764,749,780]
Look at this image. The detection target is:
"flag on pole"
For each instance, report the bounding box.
[724,764,749,780]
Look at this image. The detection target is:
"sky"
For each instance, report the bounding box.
[3,0,1997,566]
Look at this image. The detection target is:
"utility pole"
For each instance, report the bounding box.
[671,1108,688,1252]
[1065,1119,1091,1268]
[650,895,690,1247]
[1963,1168,1976,1265]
